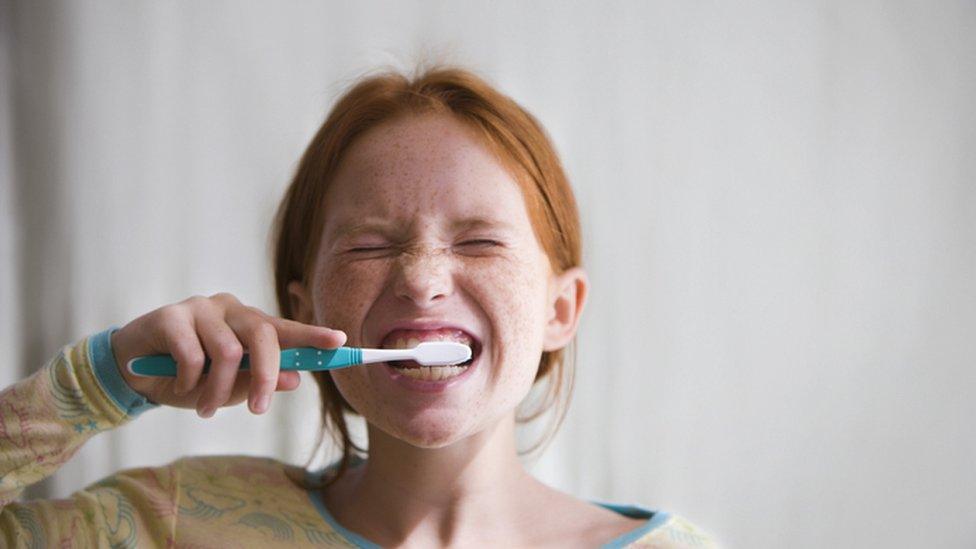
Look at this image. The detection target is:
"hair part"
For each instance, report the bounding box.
[270,65,582,483]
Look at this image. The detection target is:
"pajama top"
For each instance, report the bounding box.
[0,328,717,548]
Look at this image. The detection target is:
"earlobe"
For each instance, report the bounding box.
[543,267,589,352]
[286,280,313,324]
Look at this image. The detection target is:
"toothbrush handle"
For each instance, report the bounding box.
[126,347,363,377]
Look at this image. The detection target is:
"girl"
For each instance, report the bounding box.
[0,66,714,547]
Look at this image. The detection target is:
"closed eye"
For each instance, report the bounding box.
[349,246,390,252]
[453,239,506,257]
[343,245,396,258]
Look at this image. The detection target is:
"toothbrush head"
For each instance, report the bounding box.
[412,341,472,366]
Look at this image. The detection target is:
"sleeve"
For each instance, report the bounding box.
[0,328,175,547]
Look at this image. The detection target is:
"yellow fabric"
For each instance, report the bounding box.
[0,334,717,547]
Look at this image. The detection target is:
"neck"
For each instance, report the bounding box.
[323,415,543,546]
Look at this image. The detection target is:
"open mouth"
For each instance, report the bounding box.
[379,327,481,382]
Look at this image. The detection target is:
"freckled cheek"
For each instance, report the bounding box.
[311,262,389,413]
[330,368,375,414]
[312,262,388,345]
[463,260,549,378]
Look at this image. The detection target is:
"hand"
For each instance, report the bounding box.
[110,293,345,418]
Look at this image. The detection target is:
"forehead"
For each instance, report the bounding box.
[322,114,530,228]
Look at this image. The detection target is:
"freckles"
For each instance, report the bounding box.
[475,259,545,326]
[464,254,548,400]
[313,263,387,341]
[331,370,375,416]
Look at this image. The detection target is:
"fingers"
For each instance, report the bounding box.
[181,296,344,419]
[227,316,280,415]
[268,315,346,349]
[121,293,337,417]
[194,313,244,418]
[276,371,302,391]
[228,310,345,415]
[161,309,207,396]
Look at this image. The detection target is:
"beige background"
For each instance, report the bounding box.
[2,2,974,547]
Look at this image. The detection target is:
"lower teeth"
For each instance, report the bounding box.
[395,365,468,381]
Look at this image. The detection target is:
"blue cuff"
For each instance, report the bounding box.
[88,327,159,417]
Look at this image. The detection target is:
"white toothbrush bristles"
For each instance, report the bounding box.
[412,341,472,366]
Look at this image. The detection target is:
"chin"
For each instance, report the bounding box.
[384,413,476,449]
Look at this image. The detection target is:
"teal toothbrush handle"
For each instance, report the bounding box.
[126,347,363,377]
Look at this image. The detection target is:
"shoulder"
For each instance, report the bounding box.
[527,486,719,548]
[88,454,311,507]
[625,511,719,548]
[80,455,350,546]
[168,454,293,477]
[168,454,310,493]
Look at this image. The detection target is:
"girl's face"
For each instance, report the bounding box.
[289,114,581,448]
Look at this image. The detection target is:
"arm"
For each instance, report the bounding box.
[0,294,345,546]
[0,328,171,545]
[0,461,179,547]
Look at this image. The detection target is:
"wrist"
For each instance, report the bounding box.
[90,327,159,416]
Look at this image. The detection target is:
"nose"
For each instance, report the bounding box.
[393,245,454,307]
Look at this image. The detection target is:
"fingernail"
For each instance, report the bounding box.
[198,406,214,419]
[255,395,270,414]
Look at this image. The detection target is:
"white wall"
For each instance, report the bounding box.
[3,2,975,547]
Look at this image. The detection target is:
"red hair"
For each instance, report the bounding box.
[271,66,582,480]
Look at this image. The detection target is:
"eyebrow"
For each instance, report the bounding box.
[330,217,516,240]
[450,217,517,233]
[330,219,393,240]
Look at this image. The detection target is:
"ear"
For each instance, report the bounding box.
[543,267,589,352]
[286,280,314,324]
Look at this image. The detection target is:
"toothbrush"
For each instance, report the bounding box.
[126,342,472,377]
